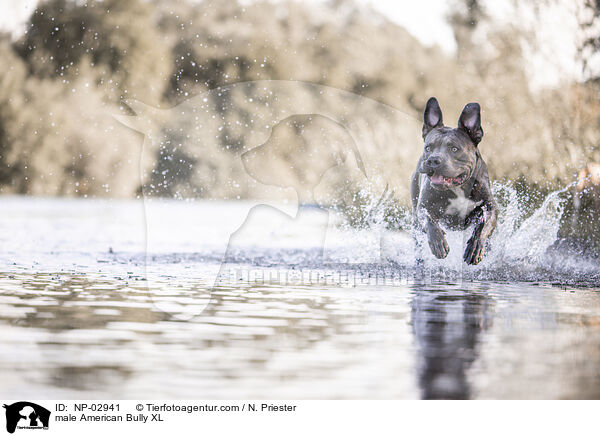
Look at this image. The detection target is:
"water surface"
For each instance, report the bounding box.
[0,197,599,399]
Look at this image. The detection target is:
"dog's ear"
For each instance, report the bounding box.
[422,97,443,139]
[458,102,483,145]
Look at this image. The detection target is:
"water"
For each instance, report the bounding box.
[0,192,599,399]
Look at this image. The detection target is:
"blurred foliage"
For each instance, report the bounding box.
[0,0,599,203]
[17,0,171,103]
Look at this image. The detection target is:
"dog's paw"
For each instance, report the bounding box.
[427,226,449,259]
[463,236,486,265]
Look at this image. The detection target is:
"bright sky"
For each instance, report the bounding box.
[1,0,581,88]
[356,0,457,52]
[0,0,37,33]
[354,0,581,88]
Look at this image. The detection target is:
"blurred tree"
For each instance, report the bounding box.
[448,0,486,61]
[16,0,172,104]
[0,34,143,196]
[0,36,29,191]
[581,0,600,80]
[0,0,597,199]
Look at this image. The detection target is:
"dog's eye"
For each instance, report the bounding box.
[425,146,431,152]
[451,146,459,152]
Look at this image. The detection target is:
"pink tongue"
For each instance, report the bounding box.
[430,174,445,184]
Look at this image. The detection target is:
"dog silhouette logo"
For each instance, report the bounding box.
[3,402,50,434]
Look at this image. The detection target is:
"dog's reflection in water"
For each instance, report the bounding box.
[411,287,492,399]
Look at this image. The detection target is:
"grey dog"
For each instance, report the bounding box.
[411,97,498,265]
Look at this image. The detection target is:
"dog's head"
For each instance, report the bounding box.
[241,114,366,202]
[418,97,483,190]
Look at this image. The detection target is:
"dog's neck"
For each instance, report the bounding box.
[463,150,483,192]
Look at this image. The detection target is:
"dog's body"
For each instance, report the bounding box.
[411,98,497,265]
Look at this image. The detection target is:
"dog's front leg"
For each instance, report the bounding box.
[426,217,449,259]
[463,202,497,265]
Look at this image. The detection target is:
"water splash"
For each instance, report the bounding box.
[487,182,569,265]
[148,181,598,286]
[372,181,600,285]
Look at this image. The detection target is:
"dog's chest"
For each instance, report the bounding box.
[445,188,480,220]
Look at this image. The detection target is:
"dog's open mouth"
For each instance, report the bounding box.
[428,172,468,187]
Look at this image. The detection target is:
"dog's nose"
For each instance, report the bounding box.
[426,157,442,168]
